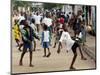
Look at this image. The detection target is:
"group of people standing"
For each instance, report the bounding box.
[12,9,87,69]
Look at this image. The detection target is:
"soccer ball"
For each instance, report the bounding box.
[86,25,92,32]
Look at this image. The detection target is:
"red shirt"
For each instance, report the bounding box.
[59,17,64,24]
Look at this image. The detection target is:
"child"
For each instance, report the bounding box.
[42,13,53,45]
[57,28,86,70]
[53,28,60,48]
[80,19,86,46]
[33,12,42,32]
[13,20,21,48]
[73,30,87,60]
[18,20,25,51]
[41,25,51,57]
[53,19,63,48]
[19,20,40,67]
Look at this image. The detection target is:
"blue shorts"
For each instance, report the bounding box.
[23,42,32,51]
[42,42,49,48]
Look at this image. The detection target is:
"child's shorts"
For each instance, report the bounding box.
[42,42,49,48]
[71,42,79,53]
[23,42,32,51]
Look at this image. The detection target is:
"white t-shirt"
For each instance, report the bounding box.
[34,15,42,24]
[75,32,83,40]
[19,25,25,35]
[78,32,82,38]
[43,31,50,42]
[42,17,52,27]
[59,31,75,50]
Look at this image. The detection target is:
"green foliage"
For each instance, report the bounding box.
[12,0,32,10]
[43,3,62,10]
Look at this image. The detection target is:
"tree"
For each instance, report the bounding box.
[43,3,62,10]
[12,0,33,10]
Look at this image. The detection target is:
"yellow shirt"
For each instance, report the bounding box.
[13,24,21,40]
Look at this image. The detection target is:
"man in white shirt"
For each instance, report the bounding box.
[42,17,52,27]
[33,12,42,32]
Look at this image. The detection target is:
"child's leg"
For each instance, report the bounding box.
[37,24,39,32]
[33,40,36,51]
[43,48,46,57]
[47,48,50,53]
[57,42,61,54]
[53,36,57,48]
[70,52,77,69]
[47,48,51,57]
[53,42,56,48]
[29,50,33,67]
[19,46,27,66]
[29,43,33,67]
[78,45,87,60]
[15,39,20,47]
[18,43,23,51]
[70,46,77,69]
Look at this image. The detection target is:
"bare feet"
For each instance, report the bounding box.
[29,64,34,67]
[70,66,76,70]
[43,55,46,57]
[57,49,60,54]
[46,52,51,57]
[19,61,23,66]
[81,57,87,60]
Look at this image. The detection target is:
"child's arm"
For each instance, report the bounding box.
[31,29,40,40]
[41,32,44,45]
[32,30,40,40]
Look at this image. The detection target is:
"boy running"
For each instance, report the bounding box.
[19,20,40,67]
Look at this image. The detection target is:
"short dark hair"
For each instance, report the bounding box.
[31,18,35,24]
[20,20,25,25]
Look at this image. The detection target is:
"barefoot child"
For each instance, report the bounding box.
[41,25,51,57]
[72,30,87,60]
[13,20,21,49]
[19,20,40,67]
[57,28,86,70]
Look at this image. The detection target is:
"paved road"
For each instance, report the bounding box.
[12,27,96,74]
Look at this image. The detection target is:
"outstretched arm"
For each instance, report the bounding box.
[32,31,40,40]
